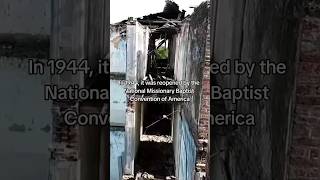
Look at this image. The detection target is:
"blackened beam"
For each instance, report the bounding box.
[157,16,179,26]
[138,20,182,24]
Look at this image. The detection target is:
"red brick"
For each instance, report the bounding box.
[202,91,210,96]
[199,121,209,128]
[292,124,311,139]
[308,168,320,177]
[302,18,320,40]
[300,17,320,63]
[201,108,210,114]
[201,99,210,108]
[295,105,320,118]
[272,17,320,180]
[297,74,320,85]
[297,118,320,128]
[200,113,210,119]
[297,62,320,76]
[289,167,307,178]
[296,85,312,96]
[309,149,320,161]
[202,94,210,100]
[296,97,320,105]
[290,156,320,168]
[290,147,308,158]
[311,128,320,139]
[292,137,320,149]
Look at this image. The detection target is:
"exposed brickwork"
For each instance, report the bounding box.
[289,16,320,180]
[196,19,211,176]
[50,102,79,161]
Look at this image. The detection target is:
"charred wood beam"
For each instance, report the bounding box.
[138,20,181,24]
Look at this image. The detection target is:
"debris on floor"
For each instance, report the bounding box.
[140,135,173,143]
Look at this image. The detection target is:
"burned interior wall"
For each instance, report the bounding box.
[210,0,301,180]
[123,21,150,176]
[173,106,197,180]
[110,130,125,180]
[110,28,127,180]
[50,0,86,179]
[111,25,127,74]
[50,0,109,180]
[172,2,210,179]
[173,2,209,134]
[110,79,127,126]
[126,22,149,82]
[110,25,127,126]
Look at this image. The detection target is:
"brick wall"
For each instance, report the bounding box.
[196,8,211,178]
[51,102,79,161]
[198,24,211,141]
[289,16,320,179]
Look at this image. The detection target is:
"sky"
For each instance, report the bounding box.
[110,0,206,24]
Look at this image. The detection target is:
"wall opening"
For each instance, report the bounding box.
[147,32,176,79]
[142,102,173,136]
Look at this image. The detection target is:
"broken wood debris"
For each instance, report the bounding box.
[135,172,177,180]
[141,135,173,143]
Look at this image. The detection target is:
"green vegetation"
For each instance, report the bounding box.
[155,47,169,59]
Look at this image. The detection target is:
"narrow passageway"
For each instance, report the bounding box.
[135,141,175,179]
[114,1,211,179]
[133,13,178,178]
